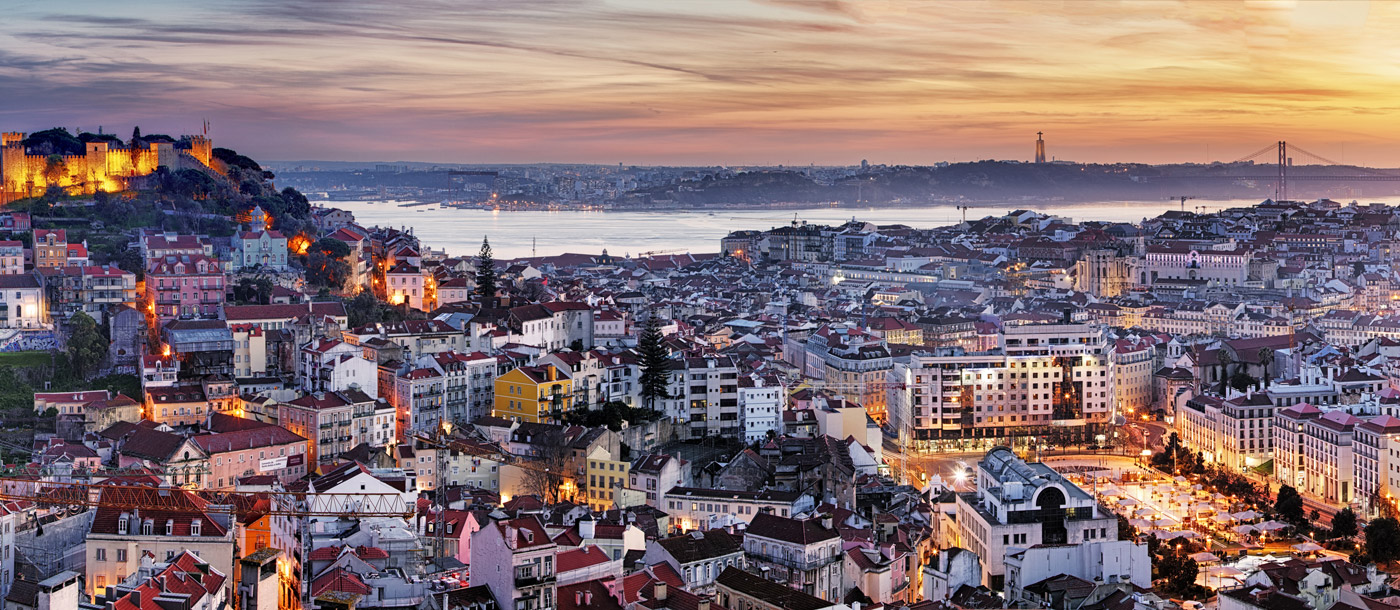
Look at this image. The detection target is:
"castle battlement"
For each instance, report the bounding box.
[0,131,217,204]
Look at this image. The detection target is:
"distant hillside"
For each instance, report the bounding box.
[623,161,1400,206]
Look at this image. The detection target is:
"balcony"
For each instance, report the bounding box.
[513,569,556,588]
[758,552,841,572]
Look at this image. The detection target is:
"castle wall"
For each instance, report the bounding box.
[0,132,215,204]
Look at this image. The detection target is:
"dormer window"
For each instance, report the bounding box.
[117,514,130,535]
[165,519,174,536]
[191,519,202,536]
[141,519,153,536]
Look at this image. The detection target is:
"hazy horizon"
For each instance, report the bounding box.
[6,1,1399,166]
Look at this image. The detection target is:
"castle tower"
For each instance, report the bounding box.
[187,135,212,167]
[0,133,25,204]
[1034,131,1046,164]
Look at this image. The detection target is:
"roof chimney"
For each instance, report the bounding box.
[697,598,711,610]
[655,582,668,601]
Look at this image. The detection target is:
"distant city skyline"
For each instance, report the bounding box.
[3,0,1397,166]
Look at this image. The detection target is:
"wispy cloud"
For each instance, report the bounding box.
[2,0,1399,164]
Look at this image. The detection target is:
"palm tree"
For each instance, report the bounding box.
[1258,347,1275,387]
[1217,348,1233,395]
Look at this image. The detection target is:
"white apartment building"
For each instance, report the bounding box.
[1142,243,1250,287]
[743,513,844,602]
[1111,337,1159,415]
[468,515,557,610]
[953,447,1118,590]
[230,324,268,378]
[417,351,497,424]
[1274,403,1323,489]
[299,339,378,399]
[662,487,813,532]
[739,374,783,444]
[1303,410,1360,505]
[1353,415,1400,516]
[279,389,392,464]
[392,367,445,439]
[662,356,740,439]
[889,322,1115,451]
[1176,392,1277,471]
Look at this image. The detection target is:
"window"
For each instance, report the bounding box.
[191,519,202,536]
[141,519,153,536]
[117,549,127,562]
[95,548,106,561]
[165,519,174,536]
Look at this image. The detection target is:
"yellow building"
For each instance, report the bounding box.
[585,445,629,511]
[493,364,572,423]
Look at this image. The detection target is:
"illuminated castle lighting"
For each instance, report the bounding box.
[0,132,216,204]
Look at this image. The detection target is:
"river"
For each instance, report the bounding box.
[323,197,1394,260]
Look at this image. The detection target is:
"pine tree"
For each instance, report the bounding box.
[130,126,141,146]
[638,314,671,410]
[476,236,497,308]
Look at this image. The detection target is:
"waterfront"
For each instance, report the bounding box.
[329,197,1400,259]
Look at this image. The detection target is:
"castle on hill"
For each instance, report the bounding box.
[0,131,216,204]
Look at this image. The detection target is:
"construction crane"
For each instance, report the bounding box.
[633,248,688,258]
[0,477,414,518]
[1168,195,1197,212]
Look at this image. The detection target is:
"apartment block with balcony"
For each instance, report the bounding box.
[662,356,739,439]
[393,366,445,441]
[279,388,386,465]
[888,322,1115,452]
[469,515,557,610]
[145,254,225,323]
[414,350,497,425]
[0,240,22,274]
[742,512,844,602]
[493,364,572,424]
[40,265,138,319]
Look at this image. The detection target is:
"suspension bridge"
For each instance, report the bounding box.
[1151,141,1400,200]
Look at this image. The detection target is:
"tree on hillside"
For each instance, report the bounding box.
[1275,485,1306,525]
[43,155,66,185]
[312,237,351,260]
[1258,347,1276,386]
[476,237,497,307]
[1365,517,1400,564]
[66,312,108,380]
[307,245,350,290]
[131,126,141,145]
[1331,508,1359,540]
[638,314,671,410]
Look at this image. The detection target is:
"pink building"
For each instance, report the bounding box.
[146,254,225,323]
[193,417,310,489]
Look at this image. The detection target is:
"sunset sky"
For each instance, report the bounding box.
[2,0,1397,166]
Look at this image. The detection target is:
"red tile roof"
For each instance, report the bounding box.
[106,550,226,610]
[557,545,612,573]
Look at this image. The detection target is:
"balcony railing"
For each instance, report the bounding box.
[757,553,841,572]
